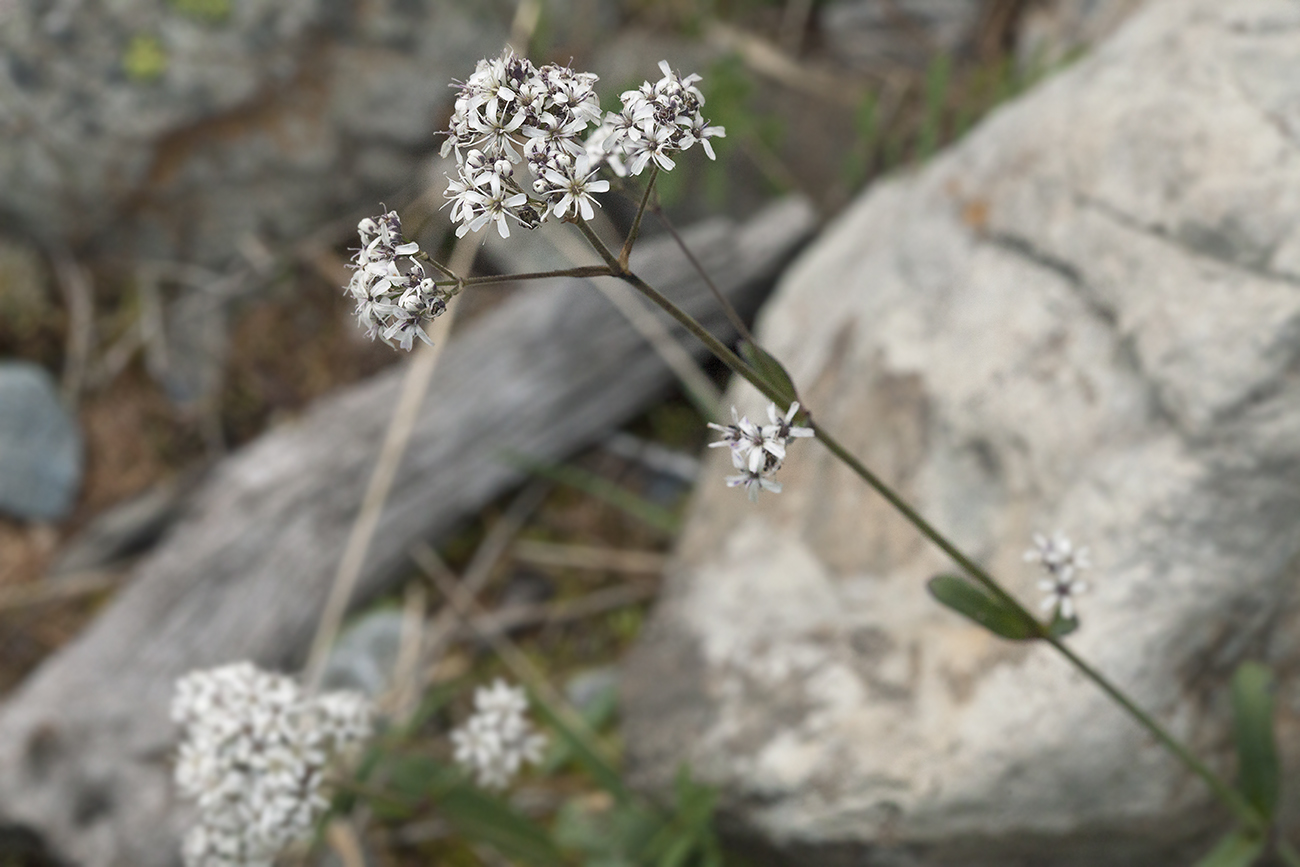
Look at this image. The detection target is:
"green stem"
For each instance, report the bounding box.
[572,219,763,391]
[650,200,757,347]
[619,165,660,269]
[434,264,613,289]
[420,253,458,281]
[566,223,1264,833]
[813,423,1261,831]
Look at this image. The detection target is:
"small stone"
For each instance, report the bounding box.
[319,608,406,699]
[0,362,82,522]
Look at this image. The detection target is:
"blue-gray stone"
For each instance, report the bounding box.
[0,362,82,521]
[320,608,406,698]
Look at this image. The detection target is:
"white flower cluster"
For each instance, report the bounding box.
[440,49,724,239]
[172,662,373,867]
[450,679,546,790]
[603,60,726,176]
[709,401,813,501]
[1024,531,1091,620]
[345,210,448,351]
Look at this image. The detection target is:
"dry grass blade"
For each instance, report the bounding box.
[462,583,657,640]
[705,21,867,107]
[385,580,429,721]
[418,480,552,675]
[0,571,122,612]
[511,540,666,574]
[51,250,95,403]
[324,819,368,867]
[540,219,723,421]
[411,543,619,766]
[304,238,477,691]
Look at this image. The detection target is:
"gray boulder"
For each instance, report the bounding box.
[0,362,81,522]
[623,1,1300,864]
[0,0,505,265]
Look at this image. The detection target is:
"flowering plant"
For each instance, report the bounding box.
[163,43,1298,867]
[332,47,1299,865]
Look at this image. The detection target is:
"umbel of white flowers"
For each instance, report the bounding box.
[1024,531,1091,620]
[345,210,449,351]
[450,678,547,789]
[440,49,725,239]
[172,662,373,867]
[709,401,814,501]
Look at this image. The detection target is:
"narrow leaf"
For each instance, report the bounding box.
[532,694,631,800]
[927,574,1040,641]
[1193,829,1265,867]
[739,341,798,407]
[437,781,568,865]
[1047,611,1079,639]
[1232,661,1280,819]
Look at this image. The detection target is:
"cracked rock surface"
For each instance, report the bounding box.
[0,0,504,264]
[623,1,1300,864]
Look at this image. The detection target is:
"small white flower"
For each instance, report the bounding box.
[542,156,610,220]
[1025,531,1091,620]
[712,402,808,500]
[725,461,783,503]
[345,210,449,351]
[450,679,546,790]
[172,662,374,867]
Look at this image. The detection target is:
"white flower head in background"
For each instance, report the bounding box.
[450,678,547,790]
[345,209,448,351]
[172,662,373,867]
[710,401,812,501]
[1025,531,1091,620]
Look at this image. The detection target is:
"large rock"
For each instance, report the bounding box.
[623,1,1300,864]
[0,0,505,265]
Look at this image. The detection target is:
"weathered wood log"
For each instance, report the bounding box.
[0,198,816,867]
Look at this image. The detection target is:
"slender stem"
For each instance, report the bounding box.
[1046,635,1259,829]
[651,201,758,347]
[433,264,613,289]
[813,419,1261,830]
[618,270,758,387]
[570,233,1263,832]
[420,254,458,280]
[619,165,660,269]
[573,212,624,270]
[573,217,779,399]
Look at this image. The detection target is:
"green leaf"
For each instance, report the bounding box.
[541,680,619,775]
[554,797,659,862]
[1232,661,1280,819]
[436,781,567,865]
[927,574,1040,641]
[531,695,630,800]
[739,341,798,408]
[657,835,695,867]
[1047,611,1079,638]
[1193,829,1265,867]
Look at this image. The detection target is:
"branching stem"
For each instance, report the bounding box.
[569,211,1263,835]
[650,200,758,347]
[619,165,660,269]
